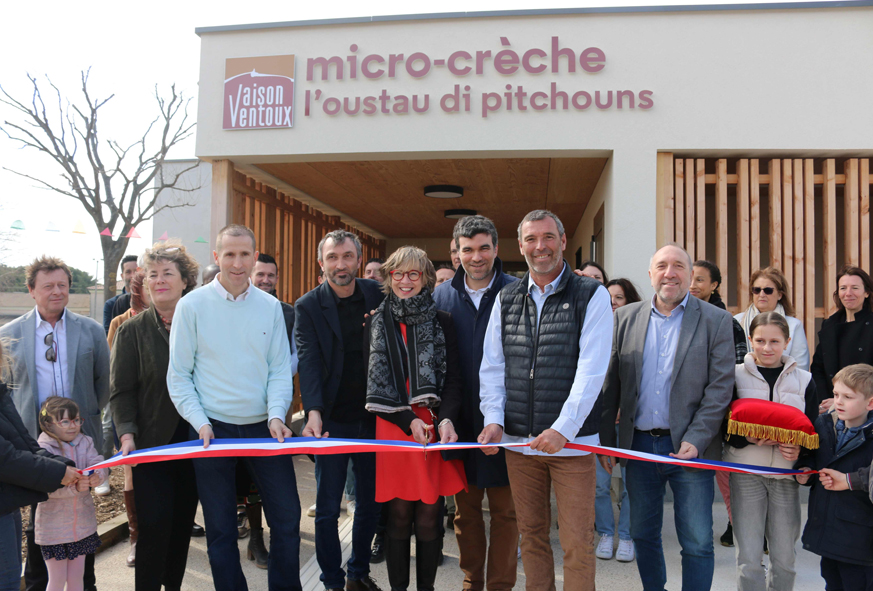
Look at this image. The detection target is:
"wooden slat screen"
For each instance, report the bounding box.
[657,155,873,353]
[230,170,386,305]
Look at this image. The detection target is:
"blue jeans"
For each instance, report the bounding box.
[193,419,302,591]
[0,511,21,591]
[315,418,380,588]
[626,430,715,591]
[595,460,630,539]
[596,426,631,540]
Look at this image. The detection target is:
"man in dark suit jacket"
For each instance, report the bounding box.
[600,244,735,591]
[295,230,384,591]
[433,216,519,591]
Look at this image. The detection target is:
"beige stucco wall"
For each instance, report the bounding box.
[195,5,873,292]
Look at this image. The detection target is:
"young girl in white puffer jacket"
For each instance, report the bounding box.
[724,311,818,591]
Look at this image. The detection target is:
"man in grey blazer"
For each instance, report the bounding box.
[0,255,110,591]
[600,244,735,591]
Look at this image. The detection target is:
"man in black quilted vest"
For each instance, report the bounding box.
[477,209,613,591]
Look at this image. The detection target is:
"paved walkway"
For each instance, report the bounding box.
[95,456,825,590]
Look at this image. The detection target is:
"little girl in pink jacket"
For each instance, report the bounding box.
[36,397,107,591]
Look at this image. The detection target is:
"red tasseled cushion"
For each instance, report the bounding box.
[726,398,819,449]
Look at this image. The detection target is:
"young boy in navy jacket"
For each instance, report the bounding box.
[797,363,873,590]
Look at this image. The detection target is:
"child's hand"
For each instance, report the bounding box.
[819,468,849,491]
[76,478,90,492]
[88,473,102,488]
[778,443,800,462]
[795,468,812,485]
[755,438,779,446]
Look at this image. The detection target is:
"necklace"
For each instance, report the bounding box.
[159,314,172,332]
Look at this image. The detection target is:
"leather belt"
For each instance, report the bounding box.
[636,428,671,437]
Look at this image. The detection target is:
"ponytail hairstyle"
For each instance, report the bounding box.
[748,311,791,341]
[38,396,81,450]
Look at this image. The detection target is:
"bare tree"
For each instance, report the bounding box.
[0,69,198,298]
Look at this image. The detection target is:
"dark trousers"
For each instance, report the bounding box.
[24,505,96,591]
[193,419,302,591]
[314,418,380,588]
[821,557,873,590]
[132,459,199,591]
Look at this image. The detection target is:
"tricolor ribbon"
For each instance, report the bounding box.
[81,437,815,476]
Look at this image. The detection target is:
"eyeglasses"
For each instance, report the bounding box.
[52,418,83,428]
[44,333,57,363]
[389,270,422,282]
[752,287,776,295]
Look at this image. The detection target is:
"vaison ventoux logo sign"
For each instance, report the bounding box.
[223,55,295,130]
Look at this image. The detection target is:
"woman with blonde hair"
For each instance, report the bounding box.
[734,266,810,370]
[110,239,200,591]
[366,246,466,591]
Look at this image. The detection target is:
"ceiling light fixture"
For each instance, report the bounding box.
[444,209,477,219]
[424,185,464,199]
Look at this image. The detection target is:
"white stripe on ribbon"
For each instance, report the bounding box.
[81,437,814,476]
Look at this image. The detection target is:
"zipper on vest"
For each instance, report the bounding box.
[526,294,539,437]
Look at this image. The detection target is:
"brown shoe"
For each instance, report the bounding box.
[123,490,137,567]
[346,575,383,591]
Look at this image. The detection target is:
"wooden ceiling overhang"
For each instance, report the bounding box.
[256,157,609,239]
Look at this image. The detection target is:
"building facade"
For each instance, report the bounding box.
[171,1,873,350]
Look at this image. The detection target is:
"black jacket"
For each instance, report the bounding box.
[110,292,132,322]
[295,279,384,420]
[811,308,873,401]
[500,262,601,438]
[433,259,518,488]
[0,383,71,515]
[801,410,873,565]
[280,301,296,350]
[708,293,749,365]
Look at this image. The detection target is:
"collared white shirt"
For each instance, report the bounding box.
[464,272,497,311]
[212,274,254,302]
[34,307,70,406]
[479,267,614,456]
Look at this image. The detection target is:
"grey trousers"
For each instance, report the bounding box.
[730,473,801,591]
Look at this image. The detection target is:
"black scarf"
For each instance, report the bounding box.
[365,291,446,413]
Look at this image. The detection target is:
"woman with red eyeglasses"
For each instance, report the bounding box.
[734,266,810,370]
[365,245,466,591]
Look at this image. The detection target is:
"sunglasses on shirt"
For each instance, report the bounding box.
[44,333,57,363]
[752,287,776,295]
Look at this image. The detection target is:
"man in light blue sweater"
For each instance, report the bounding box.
[168,224,301,591]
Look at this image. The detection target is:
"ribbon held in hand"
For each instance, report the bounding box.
[80,437,816,477]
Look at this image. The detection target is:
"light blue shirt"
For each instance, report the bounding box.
[167,283,294,432]
[479,266,614,456]
[636,292,690,431]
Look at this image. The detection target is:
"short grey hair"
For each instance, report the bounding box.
[453,215,498,248]
[517,210,565,240]
[317,230,362,263]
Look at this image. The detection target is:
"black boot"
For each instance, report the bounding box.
[385,537,410,591]
[246,503,269,569]
[415,539,441,591]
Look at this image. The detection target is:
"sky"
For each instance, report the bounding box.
[0,0,829,281]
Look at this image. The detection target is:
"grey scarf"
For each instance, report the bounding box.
[365,291,446,413]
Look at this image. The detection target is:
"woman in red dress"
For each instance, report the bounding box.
[365,245,466,591]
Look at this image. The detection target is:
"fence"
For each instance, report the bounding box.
[657,154,872,352]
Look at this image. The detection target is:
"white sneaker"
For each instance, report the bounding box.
[616,538,635,562]
[595,534,614,560]
[346,500,356,516]
[307,503,317,517]
[94,480,111,497]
